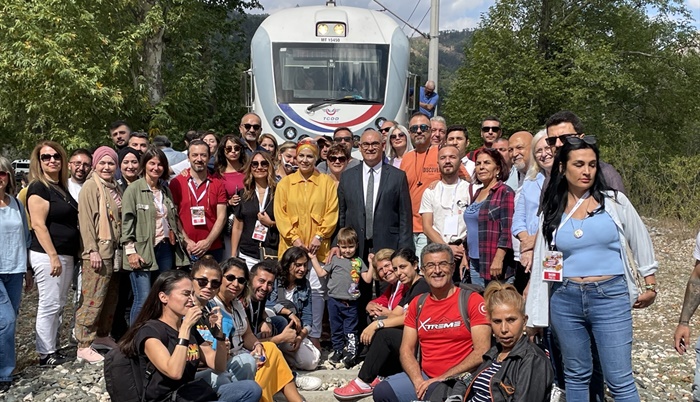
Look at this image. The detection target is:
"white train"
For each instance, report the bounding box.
[245,1,413,144]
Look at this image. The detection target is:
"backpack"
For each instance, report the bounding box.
[104,346,155,402]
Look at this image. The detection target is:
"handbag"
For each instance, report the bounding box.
[163,378,218,402]
[259,244,278,261]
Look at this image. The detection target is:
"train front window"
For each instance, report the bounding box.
[273,43,389,104]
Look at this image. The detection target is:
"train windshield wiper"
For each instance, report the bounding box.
[306,95,381,112]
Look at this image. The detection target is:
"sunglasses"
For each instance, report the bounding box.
[193,277,222,289]
[225,145,242,153]
[334,136,353,143]
[408,124,430,133]
[566,136,597,146]
[390,133,406,140]
[481,126,501,133]
[0,171,9,178]
[242,124,261,131]
[40,153,62,162]
[327,155,347,163]
[379,127,393,134]
[545,133,579,147]
[251,160,270,169]
[224,274,247,285]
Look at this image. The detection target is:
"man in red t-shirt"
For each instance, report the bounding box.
[372,243,492,402]
[169,140,228,262]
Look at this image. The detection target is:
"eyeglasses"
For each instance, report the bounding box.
[390,133,406,140]
[422,261,453,271]
[40,153,62,162]
[193,277,222,289]
[379,127,393,134]
[545,133,579,147]
[334,136,353,143]
[360,141,382,150]
[409,124,430,133]
[0,171,8,178]
[224,274,247,285]
[327,155,347,163]
[69,162,91,169]
[566,136,597,146]
[250,160,270,169]
[242,124,261,131]
[225,145,242,153]
[481,126,501,133]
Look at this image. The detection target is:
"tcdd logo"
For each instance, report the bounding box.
[325,108,338,116]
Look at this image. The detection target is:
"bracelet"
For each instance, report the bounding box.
[314,234,324,242]
[680,320,690,326]
[253,341,262,348]
[644,283,657,293]
[177,338,190,347]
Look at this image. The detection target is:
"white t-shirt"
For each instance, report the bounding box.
[419,180,470,243]
[211,296,248,354]
[67,178,84,203]
[461,157,476,182]
[694,230,700,261]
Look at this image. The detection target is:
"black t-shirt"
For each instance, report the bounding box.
[232,189,279,259]
[27,182,79,256]
[398,277,430,308]
[135,320,205,402]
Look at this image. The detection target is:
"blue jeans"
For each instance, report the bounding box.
[694,336,700,401]
[468,258,515,288]
[0,274,23,382]
[216,380,262,402]
[550,276,638,402]
[373,371,433,402]
[327,297,358,351]
[226,352,257,381]
[129,242,173,324]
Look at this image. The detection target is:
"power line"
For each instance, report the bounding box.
[404,0,422,30]
[411,6,431,38]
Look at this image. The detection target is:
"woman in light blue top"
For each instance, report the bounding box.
[527,137,657,402]
[511,130,552,271]
[0,156,32,392]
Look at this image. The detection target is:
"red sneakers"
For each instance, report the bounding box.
[333,378,374,401]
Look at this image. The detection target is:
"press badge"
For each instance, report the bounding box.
[443,215,460,236]
[542,250,563,282]
[252,220,268,241]
[191,206,206,226]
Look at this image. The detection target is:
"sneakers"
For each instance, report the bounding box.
[77,347,105,364]
[369,377,382,388]
[91,336,118,351]
[333,378,374,401]
[295,375,322,391]
[39,352,71,367]
[329,349,343,364]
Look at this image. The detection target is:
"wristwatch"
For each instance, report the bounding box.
[376,319,385,329]
[265,317,272,324]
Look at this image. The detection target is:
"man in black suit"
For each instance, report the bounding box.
[333,128,414,337]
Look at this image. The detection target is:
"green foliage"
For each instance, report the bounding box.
[0,0,261,154]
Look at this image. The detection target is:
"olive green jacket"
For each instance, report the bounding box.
[120,178,188,270]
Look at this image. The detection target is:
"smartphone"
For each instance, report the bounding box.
[680,338,687,353]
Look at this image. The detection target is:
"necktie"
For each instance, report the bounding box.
[365,168,374,240]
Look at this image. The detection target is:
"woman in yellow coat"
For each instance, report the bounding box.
[274,138,338,261]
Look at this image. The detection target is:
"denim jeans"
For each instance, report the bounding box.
[327,297,358,352]
[373,371,432,402]
[550,275,639,402]
[413,233,427,263]
[0,273,24,382]
[195,367,262,402]
[226,352,257,381]
[694,335,700,402]
[129,242,173,324]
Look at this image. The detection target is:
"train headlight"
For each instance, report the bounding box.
[273,116,285,129]
[284,127,297,140]
[317,24,329,36]
[316,22,346,37]
[333,23,345,36]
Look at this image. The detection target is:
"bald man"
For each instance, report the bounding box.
[239,113,266,156]
[418,80,439,118]
[509,131,533,187]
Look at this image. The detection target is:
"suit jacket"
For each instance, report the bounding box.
[336,162,414,258]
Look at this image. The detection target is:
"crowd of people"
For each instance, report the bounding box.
[0,108,665,402]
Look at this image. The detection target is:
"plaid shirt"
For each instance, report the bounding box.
[474,181,515,280]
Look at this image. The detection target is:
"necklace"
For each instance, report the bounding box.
[570,218,585,239]
[414,148,430,187]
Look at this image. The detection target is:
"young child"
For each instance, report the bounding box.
[309,227,373,368]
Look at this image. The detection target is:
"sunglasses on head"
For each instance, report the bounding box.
[481,126,501,133]
[545,133,579,147]
[327,155,347,163]
[566,135,597,146]
[40,153,62,162]
[251,160,270,169]
[408,124,430,133]
[224,274,247,284]
[390,132,406,140]
[194,277,222,289]
[243,124,261,131]
[225,145,242,153]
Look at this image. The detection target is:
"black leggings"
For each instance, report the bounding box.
[358,327,404,383]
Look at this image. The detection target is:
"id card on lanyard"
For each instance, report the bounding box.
[188,177,210,226]
[543,192,589,282]
[252,187,270,242]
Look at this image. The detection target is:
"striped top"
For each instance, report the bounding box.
[469,361,502,402]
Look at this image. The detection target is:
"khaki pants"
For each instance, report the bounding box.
[74,259,120,348]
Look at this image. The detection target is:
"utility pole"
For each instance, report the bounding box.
[428,0,439,90]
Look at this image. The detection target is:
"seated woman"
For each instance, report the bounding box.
[210,257,306,402]
[333,248,429,400]
[190,256,262,402]
[266,246,321,370]
[115,269,243,402]
[464,282,553,401]
[365,249,408,320]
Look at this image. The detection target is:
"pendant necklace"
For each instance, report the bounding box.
[571,218,585,239]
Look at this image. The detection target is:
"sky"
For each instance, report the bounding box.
[252,0,700,35]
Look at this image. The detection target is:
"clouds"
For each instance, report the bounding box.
[252,0,698,33]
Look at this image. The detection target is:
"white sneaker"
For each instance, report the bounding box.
[77,347,104,364]
[296,375,322,391]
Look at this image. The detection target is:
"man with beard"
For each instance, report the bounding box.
[372,244,491,401]
[169,140,227,262]
[419,145,470,283]
[239,113,266,156]
[317,127,361,174]
[108,120,131,150]
[467,116,502,162]
[127,132,149,153]
[67,149,92,202]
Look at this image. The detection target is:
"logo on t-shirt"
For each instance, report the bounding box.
[478,302,486,316]
[418,317,463,331]
[186,344,200,361]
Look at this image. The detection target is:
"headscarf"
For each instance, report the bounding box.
[117,147,142,167]
[296,137,319,159]
[92,146,119,169]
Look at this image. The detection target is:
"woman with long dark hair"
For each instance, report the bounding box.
[266,247,320,370]
[116,269,241,402]
[26,140,79,367]
[230,151,278,268]
[215,134,247,258]
[527,137,658,401]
